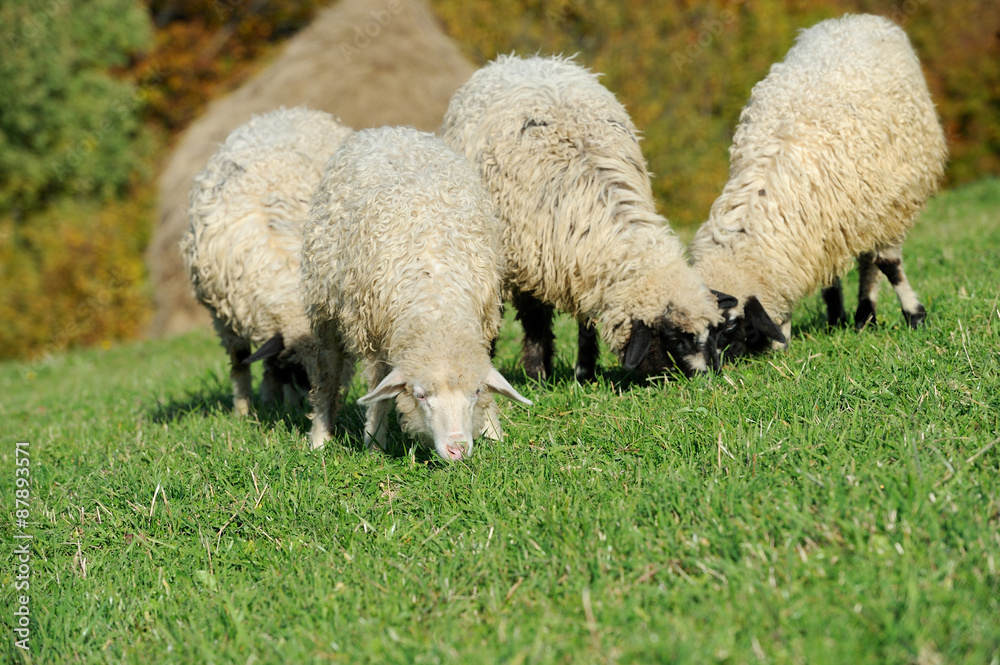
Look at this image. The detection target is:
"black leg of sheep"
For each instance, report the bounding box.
[822,278,850,328]
[575,322,599,383]
[512,290,555,381]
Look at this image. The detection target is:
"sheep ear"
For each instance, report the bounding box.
[244,333,284,365]
[744,297,786,346]
[711,290,739,312]
[485,369,532,406]
[358,368,408,405]
[623,319,653,370]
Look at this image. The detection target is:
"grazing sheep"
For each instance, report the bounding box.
[440,54,723,383]
[300,126,532,460]
[181,107,353,415]
[689,14,948,359]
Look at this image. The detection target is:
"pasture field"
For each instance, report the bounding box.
[1,179,999,664]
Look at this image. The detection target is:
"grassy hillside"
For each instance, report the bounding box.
[1,178,998,663]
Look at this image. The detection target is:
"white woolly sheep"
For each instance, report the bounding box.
[300,126,532,460]
[689,14,948,358]
[440,54,724,383]
[181,107,353,415]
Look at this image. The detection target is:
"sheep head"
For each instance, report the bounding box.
[622,317,717,378]
[358,366,532,462]
[709,293,786,362]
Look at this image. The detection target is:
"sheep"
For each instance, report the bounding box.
[300,126,532,460]
[440,54,724,384]
[180,107,353,416]
[689,14,948,359]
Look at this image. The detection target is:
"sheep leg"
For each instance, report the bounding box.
[854,251,881,330]
[512,290,555,380]
[227,341,253,416]
[259,359,281,407]
[575,321,599,383]
[282,381,300,407]
[875,243,926,329]
[307,341,347,450]
[363,363,393,454]
[822,277,849,327]
[212,317,254,416]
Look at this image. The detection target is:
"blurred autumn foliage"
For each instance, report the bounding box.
[0,0,325,360]
[138,0,327,132]
[430,0,1000,227]
[1,0,998,360]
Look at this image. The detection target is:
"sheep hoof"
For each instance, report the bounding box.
[522,364,549,382]
[364,441,387,456]
[308,426,329,451]
[827,312,850,328]
[521,345,551,382]
[855,300,877,331]
[905,305,926,329]
[233,398,251,417]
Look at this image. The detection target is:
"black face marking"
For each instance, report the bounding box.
[623,320,653,371]
[744,297,785,347]
[261,349,311,392]
[625,317,711,378]
[711,290,739,311]
[711,296,785,362]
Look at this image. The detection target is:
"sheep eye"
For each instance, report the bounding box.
[413,388,427,401]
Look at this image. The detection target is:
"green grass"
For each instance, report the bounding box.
[2,179,999,664]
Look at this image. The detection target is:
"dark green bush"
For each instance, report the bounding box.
[0,0,155,359]
[0,0,154,215]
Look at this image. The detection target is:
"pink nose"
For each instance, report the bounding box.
[445,440,469,460]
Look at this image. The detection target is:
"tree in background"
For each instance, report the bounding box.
[140,0,327,131]
[0,0,154,214]
[0,0,155,359]
[0,0,324,360]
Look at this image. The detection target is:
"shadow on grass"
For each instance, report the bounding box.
[148,370,315,438]
[498,355,703,395]
[147,370,467,466]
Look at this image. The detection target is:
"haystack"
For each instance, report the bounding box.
[148,0,475,336]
